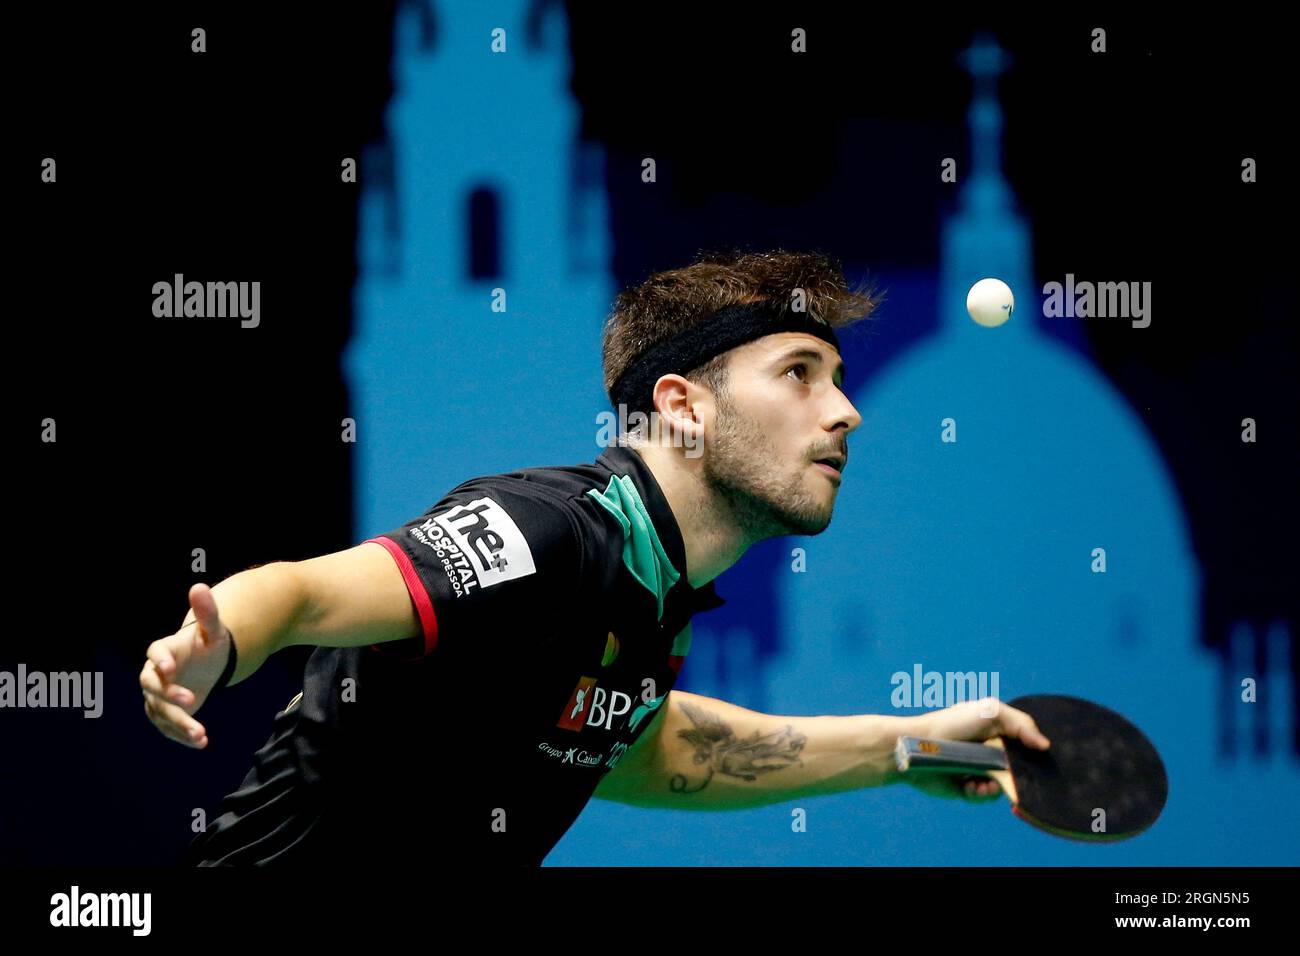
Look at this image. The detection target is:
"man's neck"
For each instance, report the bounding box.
[634,443,750,588]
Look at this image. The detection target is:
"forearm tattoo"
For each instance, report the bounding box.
[669,700,807,794]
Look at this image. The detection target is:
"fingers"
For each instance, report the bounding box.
[140,656,207,747]
[145,638,177,678]
[139,656,194,708]
[962,777,1001,800]
[144,697,191,746]
[996,704,1051,750]
[143,694,208,748]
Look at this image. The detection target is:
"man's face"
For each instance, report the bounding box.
[700,332,861,538]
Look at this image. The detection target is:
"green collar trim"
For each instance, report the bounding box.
[585,474,680,620]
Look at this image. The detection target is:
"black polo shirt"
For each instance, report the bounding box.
[184,445,726,867]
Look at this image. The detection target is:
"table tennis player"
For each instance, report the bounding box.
[139,249,1050,866]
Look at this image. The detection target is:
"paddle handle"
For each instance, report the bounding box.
[895,736,1010,772]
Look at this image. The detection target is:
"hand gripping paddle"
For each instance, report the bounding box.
[895,694,1168,842]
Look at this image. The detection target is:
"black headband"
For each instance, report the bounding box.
[609,300,841,414]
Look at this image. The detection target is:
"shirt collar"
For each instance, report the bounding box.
[596,444,726,614]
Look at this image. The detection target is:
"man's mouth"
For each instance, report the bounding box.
[813,455,845,478]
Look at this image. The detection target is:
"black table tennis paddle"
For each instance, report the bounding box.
[895,694,1168,842]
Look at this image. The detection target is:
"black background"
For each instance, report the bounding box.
[7,2,1295,876]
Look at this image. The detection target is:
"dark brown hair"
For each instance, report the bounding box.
[601,247,882,412]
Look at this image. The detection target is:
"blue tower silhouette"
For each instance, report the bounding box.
[347,0,614,547]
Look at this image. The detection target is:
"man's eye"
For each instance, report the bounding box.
[786,364,808,382]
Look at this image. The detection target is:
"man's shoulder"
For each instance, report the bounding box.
[414,457,627,581]
[429,460,600,528]
[452,456,610,498]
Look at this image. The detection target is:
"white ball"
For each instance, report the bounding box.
[966,277,1015,328]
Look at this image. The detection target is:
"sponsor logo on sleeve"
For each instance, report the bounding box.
[407,495,537,597]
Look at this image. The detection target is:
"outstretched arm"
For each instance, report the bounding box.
[594,690,1051,810]
[141,542,421,747]
[594,689,913,811]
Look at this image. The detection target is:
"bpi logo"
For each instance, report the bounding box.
[429,496,536,591]
[556,676,634,733]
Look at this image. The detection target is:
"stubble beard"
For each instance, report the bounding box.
[699,391,834,541]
